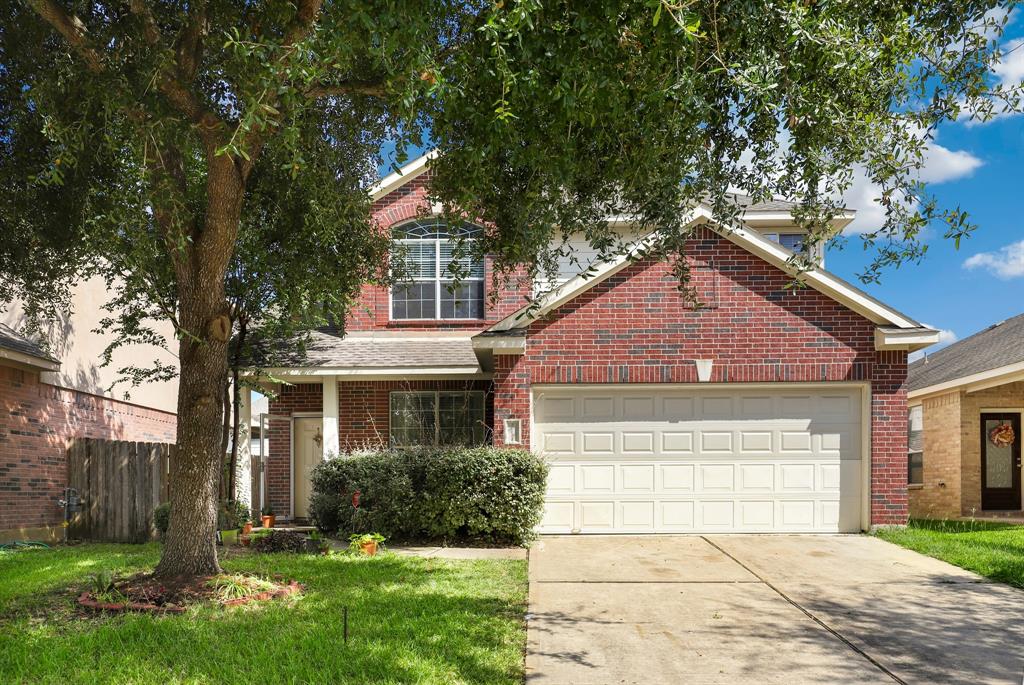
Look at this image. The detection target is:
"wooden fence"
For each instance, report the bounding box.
[67,438,174,543]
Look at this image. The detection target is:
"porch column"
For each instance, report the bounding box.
[322,375,340,456]
[236,385,252,509]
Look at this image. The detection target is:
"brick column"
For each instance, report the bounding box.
[870,350,910,526]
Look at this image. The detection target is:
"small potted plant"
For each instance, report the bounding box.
[241,519,254,535]
[261,505,275,529]
[348,532,385,557]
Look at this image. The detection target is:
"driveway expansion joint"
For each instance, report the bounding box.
[700,536,907,685]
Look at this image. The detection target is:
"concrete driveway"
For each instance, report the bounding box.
[526,535,1024,684]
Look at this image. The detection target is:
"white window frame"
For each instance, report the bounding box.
[908,405,924,486]
[389,390,488,447]
[389,221,484,321]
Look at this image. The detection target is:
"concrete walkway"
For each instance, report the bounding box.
[526,535,1024,684]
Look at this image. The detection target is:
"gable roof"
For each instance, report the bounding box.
[908,313,1024,395]
[0,323,60,372]
[367,152,936,351]
[488,207,930,337]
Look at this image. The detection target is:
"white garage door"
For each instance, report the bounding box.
[533,386,864,533]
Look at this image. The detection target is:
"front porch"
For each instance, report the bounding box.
[237,332,495,524]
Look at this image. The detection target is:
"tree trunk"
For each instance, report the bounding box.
[154,156,245,579]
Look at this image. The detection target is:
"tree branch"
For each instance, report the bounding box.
[305,80,388,99]
[128,0,161,46]
[284,0,324,45]
[175,0,208,81]
[26,0,104,72]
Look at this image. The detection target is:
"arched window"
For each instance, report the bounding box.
[390,219,485,320]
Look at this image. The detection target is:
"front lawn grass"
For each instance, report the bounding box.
[874,518,1024,589]
[0,543,527,684]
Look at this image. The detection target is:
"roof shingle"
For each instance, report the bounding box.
[258,331,482,371]
[0,323,57,363]
[907,313,1024,392]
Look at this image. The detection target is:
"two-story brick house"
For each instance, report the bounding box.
[245,152,938,534]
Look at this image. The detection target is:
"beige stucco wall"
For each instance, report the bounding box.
[910,380,1024,519]
[1,276,179,414]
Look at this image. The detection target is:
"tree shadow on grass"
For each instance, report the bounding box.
[1,551,527,685]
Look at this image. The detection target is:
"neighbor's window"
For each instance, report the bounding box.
[390,219,484,320]
[908,405,924,485]
[390,391,487,447]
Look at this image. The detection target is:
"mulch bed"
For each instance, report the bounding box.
[77,573,302,614]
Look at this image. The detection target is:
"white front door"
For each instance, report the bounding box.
[532,386,864,533]
[293,417,324,519]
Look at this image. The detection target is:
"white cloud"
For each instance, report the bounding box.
[993,37,1024,84]
[963,239,1024,279]
[909,325,959,362]
[958,6,1023,127]
[842,131,982,234]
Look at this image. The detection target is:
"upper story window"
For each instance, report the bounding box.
[390,219,485,320]
[763,232,808,253]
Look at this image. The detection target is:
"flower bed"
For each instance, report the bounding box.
[76,573,303,614]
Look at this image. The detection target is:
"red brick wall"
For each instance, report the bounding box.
[0,364,177,535]
[870,351,910,525]
[490,228,908,526]
[266,379,492,517]
[346,169,530,331]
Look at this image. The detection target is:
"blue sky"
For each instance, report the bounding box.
[827,9,1024,355]
[379,12,1024,355]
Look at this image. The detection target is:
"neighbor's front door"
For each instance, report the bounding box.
[294,417,324,519]
[981,413,1021,511]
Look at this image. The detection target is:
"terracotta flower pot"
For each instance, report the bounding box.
[241,521,253,535]
[240,535,251,547]
[261,515,275,529]
[359,540,378,557]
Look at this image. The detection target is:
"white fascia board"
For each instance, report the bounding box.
[740,211,855,231]
[490,206,921,333]
[368,150,438,201]
[0,348,60,373]
[874,327,941,352]
[472,336,526,354]
[908,360,1024,400]
[714,224,921,328]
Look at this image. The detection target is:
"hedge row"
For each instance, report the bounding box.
[308,447,548,546]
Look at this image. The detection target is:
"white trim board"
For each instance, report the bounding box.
[368,151,438,201]
[490,207,933,340]
[908,361,1024,400]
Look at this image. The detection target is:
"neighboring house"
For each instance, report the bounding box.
[0,277,178,542]
[907,314,1024,519]
[239,153,938,534]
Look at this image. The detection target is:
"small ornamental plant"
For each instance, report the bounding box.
[348,533,385,557]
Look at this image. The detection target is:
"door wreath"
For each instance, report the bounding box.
[989,422,1016,449]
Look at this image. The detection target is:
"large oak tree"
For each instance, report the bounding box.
[1,0,1018,577]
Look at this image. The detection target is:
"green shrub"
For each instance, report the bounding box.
[153,502,171,538]
[251,530,306,553]
[309,447,547,545]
